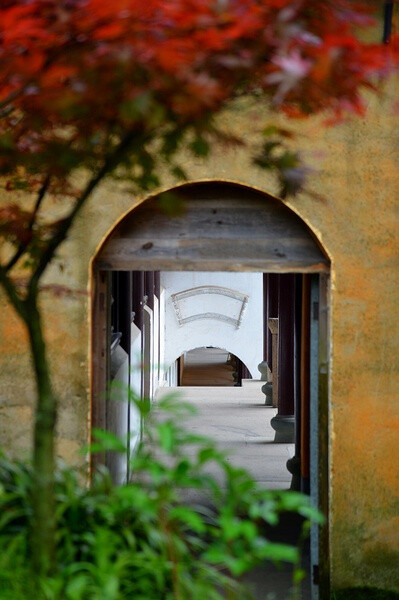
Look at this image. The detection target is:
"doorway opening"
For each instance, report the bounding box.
[178,347,249,387]
[90,181,330,598]
[179,347,235,386]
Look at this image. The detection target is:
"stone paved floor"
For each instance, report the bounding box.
[156,384,293,492]
[155,348,311,599]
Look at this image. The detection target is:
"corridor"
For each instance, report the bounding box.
[154,348,308,600]
[158,345,293,492]
[155,382,293,492]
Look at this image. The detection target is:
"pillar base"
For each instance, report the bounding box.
[270,414,295,443]
[261,381,273,406]
[286,454,301,491]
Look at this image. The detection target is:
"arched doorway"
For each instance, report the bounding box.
[177,347,248,387]
[91,180,330,598]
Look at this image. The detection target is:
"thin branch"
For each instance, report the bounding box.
[27,130,140,298]
[30,175,51,230]
[0,265,27,321]
[5,175,51,272]
[0,87,27,114]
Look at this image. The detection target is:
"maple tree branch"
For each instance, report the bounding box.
[29,175,51,228]
[5,175,51,272]
[0,265,27,321]
[27,130,140,297]
[0,87,27,115]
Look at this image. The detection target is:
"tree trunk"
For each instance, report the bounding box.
[25,294,57,576]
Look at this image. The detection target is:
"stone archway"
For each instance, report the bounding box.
[91,180,331,598]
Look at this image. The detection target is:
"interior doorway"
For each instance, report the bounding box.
[90,181,330,598]
[179,347,236,386]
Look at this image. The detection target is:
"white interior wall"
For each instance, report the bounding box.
[161,272,263,379]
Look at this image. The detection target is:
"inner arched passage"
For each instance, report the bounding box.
[161,270,263,381]
[176,347,252,387]
[91,180,331,597]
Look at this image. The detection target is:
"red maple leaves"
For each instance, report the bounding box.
[0,0,398,258]
[0,0,396,130]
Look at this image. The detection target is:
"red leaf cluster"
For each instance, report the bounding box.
[0,1,397,190]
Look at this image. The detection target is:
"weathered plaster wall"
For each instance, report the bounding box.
[1,79,398,592]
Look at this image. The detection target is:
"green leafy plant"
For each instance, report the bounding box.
[1,0,397,575]
[0,393,323,599]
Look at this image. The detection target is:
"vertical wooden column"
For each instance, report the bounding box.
[154,271,161,384]
[110,271,118,334]
[177,355,184,386]
[118,272,132,481]
[267,274,279,371]
[287,274,303,490]
[300,274,311,493]
[258,274,269,385]
[317,274,330,598]
[154,271,160,300]
[91,269,110,472]
[142,272,154,401]
[271,274,296,443]
[277,274,296,415]
[132,271,144,331]
[268,317,279,408]
[107,271,133,483]
[263,273,269,363]
[118,272,132,354]
[145,271,155,311]
[132,271,144,401]
[260,273,279,405]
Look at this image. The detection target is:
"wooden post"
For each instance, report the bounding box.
[271,274,296,443]
[132,271,144,331]
[118,272,132,354]
[154,271,160,299]
[91,269,110,472]
[268,317,279,408]
[260,273,279,405]
[287,274,303,490]
[145,271,155,311]
[267,274,279,376]
[301,274,311,492]
[277,274,296,415]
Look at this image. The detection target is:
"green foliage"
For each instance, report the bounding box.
[0,394,322,599]
[254,134,309,199]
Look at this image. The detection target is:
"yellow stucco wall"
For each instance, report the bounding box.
[1,80,398,592]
